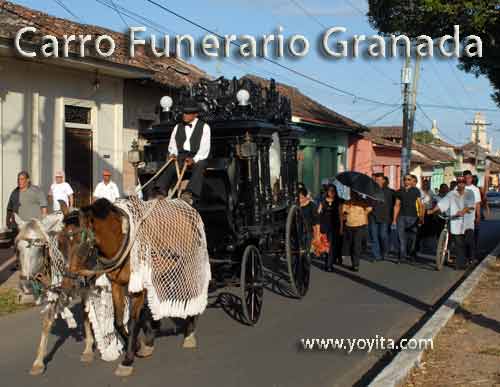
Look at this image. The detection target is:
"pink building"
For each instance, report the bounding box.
[348,134,401,189]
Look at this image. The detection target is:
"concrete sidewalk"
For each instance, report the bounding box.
[404,258,500,386]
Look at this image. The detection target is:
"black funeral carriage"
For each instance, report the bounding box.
[133,77,309,325]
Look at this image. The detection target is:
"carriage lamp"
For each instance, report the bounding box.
[128,139,141,165]
[160,95,173,112]
[236,89,250,106]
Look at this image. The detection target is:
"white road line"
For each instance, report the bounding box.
[0,255,16,272]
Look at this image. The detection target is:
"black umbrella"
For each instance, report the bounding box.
[335,171,384,202]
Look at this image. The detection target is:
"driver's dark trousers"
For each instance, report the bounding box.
[451,229,474,270]
[155,156,207,199]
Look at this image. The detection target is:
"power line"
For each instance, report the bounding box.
[109,0,129,28]
[144,0,500,114]
[143,0,396,106]
[365,106,401,126]
[289,0,398,85]
[53,0,84,23]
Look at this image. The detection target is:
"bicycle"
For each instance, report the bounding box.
[435,214,451,271]
[434,211,472,271]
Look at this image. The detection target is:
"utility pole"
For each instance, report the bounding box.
[400,55,411,182]
[400,53,421,183]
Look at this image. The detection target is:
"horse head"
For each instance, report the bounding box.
[60,198,124,280]
[14,212,64,293]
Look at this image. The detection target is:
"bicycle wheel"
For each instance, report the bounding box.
[435,228,449,271]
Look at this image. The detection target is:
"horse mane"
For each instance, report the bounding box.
[85,198,121,220]
[63,210,81,226]
[15,219,40,242]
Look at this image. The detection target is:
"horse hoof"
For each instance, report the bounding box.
[115,364,134,377]
[136,344,154,358]
[30,364,45,376]
[80,352,94,363]
[182,334,197,349]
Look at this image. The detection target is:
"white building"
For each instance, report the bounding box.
[0,1,206,224]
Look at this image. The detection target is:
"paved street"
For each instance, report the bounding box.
[1,211,499,387]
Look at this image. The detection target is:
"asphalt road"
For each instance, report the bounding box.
[1,211,499,387]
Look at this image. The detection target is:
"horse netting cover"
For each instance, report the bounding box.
[116,196,211,320]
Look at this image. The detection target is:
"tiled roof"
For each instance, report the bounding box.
[364,133,401,149]
[412,142,456,163]
[0,0,208,87]
[244,75,366,132]
[369,126,403,139]
[411,153,436,167]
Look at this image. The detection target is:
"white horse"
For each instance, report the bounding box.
[14,211,95,375]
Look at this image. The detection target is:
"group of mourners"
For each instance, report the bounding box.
[5,169,121,228]
[298,170,486,272]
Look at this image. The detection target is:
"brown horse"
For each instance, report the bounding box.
[59,198,199,377]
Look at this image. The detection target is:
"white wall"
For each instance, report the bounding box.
[0,56,123,225]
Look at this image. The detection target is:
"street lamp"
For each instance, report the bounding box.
[128,139,142,192]
[128,139,141,165]
[236,89,250,106]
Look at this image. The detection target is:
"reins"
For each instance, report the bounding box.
[75,160,188,278]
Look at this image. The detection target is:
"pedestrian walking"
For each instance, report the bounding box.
[417,179,437,254]
[427,176,475,270]
[298,187,317,255]
[48,171,74,212]
[93,169,121,203]
[317,184,343,271]
[341,191,372,272]
[463,170,481,261]
[393,174,423,263]
[6,171,48,227]
[369,173,393,261]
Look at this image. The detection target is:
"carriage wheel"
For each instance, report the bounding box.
[240,245,264,326]
[285,205,310,298]
[435,228,449,271]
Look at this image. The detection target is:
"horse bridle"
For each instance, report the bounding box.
[17,237,51,287]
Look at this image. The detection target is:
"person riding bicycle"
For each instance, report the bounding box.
[427,176,475,270]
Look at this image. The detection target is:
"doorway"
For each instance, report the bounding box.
[65,127,93,207]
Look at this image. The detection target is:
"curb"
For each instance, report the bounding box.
[369,243,500,387]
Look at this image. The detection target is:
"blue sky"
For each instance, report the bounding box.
[14,0,500,149]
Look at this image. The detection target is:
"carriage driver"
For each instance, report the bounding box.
[156,100,211,205]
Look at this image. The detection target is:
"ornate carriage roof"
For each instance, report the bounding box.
[160,76,292,125]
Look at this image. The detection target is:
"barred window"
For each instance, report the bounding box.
[65,105,91,125]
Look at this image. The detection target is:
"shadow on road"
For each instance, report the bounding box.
[331,266,432,313]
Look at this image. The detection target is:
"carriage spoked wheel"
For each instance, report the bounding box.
[285,204,310,298]
[240,245,264,325]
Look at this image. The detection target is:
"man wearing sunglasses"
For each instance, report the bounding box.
[392,174,423,263]
[427,176,475,270]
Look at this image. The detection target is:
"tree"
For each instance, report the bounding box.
[413,130,434,144]
[367,0,500,107]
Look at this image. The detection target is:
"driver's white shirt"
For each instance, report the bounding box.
[438,190,475,235]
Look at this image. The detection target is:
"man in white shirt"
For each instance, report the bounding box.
[463,170,481,262]
[48,171,74,212]
[156,100,211,205]
[93,169,120,203]
[427,176,475,270]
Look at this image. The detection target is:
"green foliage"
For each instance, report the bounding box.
[0,289,32,316]
[413,130,435,144]
[367,0,500,106]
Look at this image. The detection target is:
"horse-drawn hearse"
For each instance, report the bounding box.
[135,76,310,325]
[14,76,311,378]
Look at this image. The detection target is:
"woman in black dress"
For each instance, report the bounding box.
[317,184,343,271]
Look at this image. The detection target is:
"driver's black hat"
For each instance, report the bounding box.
[182,100,200,114]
